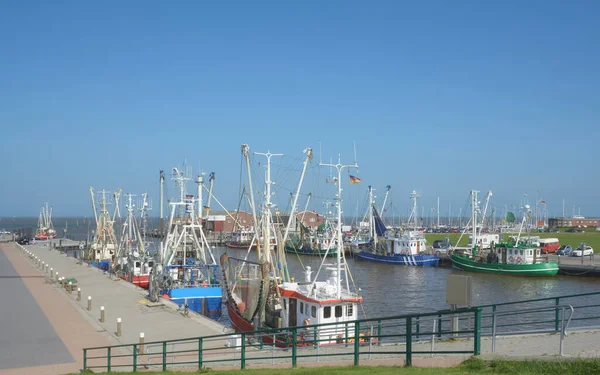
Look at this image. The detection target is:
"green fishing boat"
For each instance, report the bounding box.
[450,190,558,277]
[284,221,337,257]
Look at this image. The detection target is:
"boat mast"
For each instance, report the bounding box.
[380,185,391,219]
[254,150,283,267]
[281,148,313,282]
[242,144,262,257]
[471,190,479,252]
[159,170,165,235]
[409,190,421,231]
[319,154,358,300]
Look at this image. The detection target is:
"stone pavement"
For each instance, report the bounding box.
[2,242,230,374]
[0,243,111,375]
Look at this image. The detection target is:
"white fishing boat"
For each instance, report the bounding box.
[88,188,121,271]
[35,203,57,240]
[223,146,368,346]
[115,193,153,289]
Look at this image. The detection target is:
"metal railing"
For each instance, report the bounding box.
[83,307,482,372]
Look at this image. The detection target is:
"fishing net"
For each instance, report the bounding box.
[220,254,270,323]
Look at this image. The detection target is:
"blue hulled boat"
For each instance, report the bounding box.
[356,190,439,267]
[150,168,223,319]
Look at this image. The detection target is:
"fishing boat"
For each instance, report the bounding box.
[285,202,338,257]
[35,203,57,240]
[114,193,153,289]
[223,146,368,345]
[450,190,558,276]
[88,188,121,271]
[226,227,257,250]
[356,190,439,266]
[149,167,222,318]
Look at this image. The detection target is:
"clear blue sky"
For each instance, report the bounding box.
[1,1,598,218]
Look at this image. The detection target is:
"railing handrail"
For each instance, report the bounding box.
[82,307,480,351]
[476,291,600,309]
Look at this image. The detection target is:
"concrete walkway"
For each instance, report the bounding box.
[0,243,111,375]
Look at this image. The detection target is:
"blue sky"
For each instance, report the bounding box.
[1,1,598,218]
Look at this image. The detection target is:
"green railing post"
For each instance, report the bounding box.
[107,347,111,372]
[416,316,420,341]
[353,320,361,366]
[83,349,87,370]
[437,314,442,338]
[555,297,560,332]
[377,319,382,345]
[241,333,246,370]
[406,316,412,367]
[313,326,317,348]
[133,344,137,372]
[198,338,203,369]
[474,308,481,356]
[162,342,167,371]
[292,327,297,367]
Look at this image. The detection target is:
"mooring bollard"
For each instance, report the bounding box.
[117,318,122,337]
[100,306,105,323]
[55,272,59,283]
[77,288,81,301]
[139,332,145,354]
[68,282,72,293]
[87,296,92,311]
[50,268,54,279]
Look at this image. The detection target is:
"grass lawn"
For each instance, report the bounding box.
[425,230,600,253]
[75,358,600,375]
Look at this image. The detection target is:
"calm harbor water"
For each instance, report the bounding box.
[3,217,599,327]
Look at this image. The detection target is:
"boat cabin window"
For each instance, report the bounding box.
[324,306,331,319]
[536,249,540,256]
[497,249,501,254]
[300,302,304,314]
[335,305,343,318]
[346,304,353,317]
[311,306,317,318]
[135,262,141,267]
[284,299,287,310]
[509,249,513,255]
[520,250,523,256]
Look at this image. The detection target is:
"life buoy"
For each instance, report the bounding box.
[509,256,514,263]
[516,257,523,264]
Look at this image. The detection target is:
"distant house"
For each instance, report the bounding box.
[204,210,253,233]
[548,217,600,228]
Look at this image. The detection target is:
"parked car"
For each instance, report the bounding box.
[556,245,573,256]
[571,243,594,257]
[432,237,452,254]
[16,237,30,245]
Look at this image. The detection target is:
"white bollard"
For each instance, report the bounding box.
[139,332,145,354]
[87,296,92,311]
[117,318,122,337]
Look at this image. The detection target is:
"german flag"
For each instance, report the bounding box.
[349,175,361,184]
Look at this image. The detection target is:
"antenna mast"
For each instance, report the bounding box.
[319,153,358,300]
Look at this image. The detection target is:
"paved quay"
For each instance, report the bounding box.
[0,243,112,375]
[5,241,231,373]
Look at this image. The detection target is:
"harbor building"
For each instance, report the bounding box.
[548,217,600,228]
